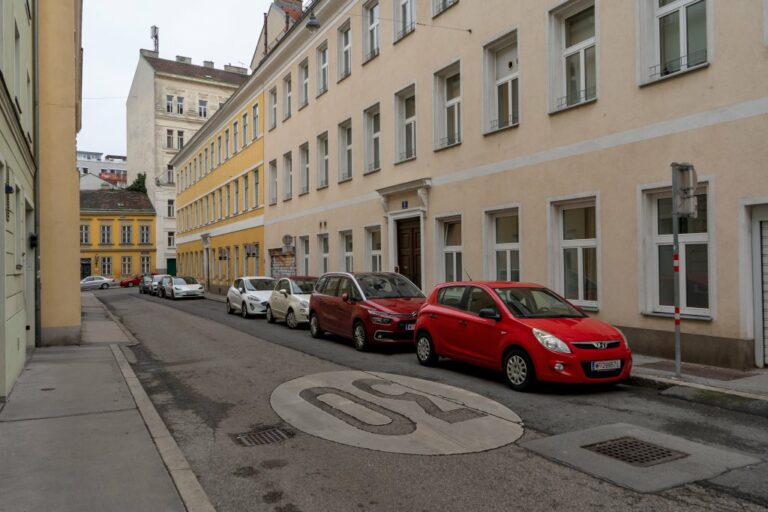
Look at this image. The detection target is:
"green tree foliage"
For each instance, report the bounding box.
[126,173,146,193]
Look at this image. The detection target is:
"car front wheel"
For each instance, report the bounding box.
[353,322,369,352]
[266,306,276,323]
[286,309,298,329]
[416,332,438,366]
[309,314,323,339]
[100,283,108,289]
[241,303,249,319]
[128,282,134,287]
[504,348,536,392]
[226,299,233,314]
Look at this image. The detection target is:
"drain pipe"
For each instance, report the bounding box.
[33,0,41,347]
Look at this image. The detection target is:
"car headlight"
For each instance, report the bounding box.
[369,311,393,325]
[616,328,630,349]
[174,286,182,290]
[300,300,309,308]
[532,328,571,354]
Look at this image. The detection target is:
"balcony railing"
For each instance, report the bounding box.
[556,86,597,110]
[649,49,707,79]
[433,0,458,16]
[398,149,416,162]
[367,160,381,173]
[364,47,380,63]
[395,21,416,41]
[489,115,519,131]
[437,133,461,149]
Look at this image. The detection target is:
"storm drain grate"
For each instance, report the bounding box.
[582,437,688,467]
[232,427,293,447]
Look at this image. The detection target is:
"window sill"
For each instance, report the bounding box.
[393,26,415,45]
[338,176,353,184]
[363,166,381,176]
[80,243,92,247]
[337,72,351,84]
[298,102,309,112]
[640,62,709,88]
[316,184,329,191]
[549,97,597,116]
[362,50,380,66]
[283,114,291,122]
[432,0,459,18]
[316,88,328,99]
[269,201,277,206]
[395,155,417,166]
[268,125,276,133]
[434,140,462,153]
[483,122,519,137]
[283,196,292,203]
[299,191,309,197]
[642,311,712,322]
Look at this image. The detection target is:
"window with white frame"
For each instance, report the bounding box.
[648,0,708,80]
[283,152,293,200]
[550,1,597,110]
[557,202,598,305]
[254,168,260,206]
[317,132,329,188]
[485,32,519,131]
[252,103,260,139]
[433,0,458,17]
[242,114,248,149]
[338,24,352,79]
[367,227,382,271]
[224,129,230,159]
[168,231,175,248]
[396,86,416,162]
[121,256,132,276]
[140,255,151,274]
[299,60,309,108]
[395,0,415,40]
[299,236,310,275]
[318,234,329,274]
[317,43,329,94]
[364,1,380,61]
[341,231,354,272]
[140,225,150,244]
[243,175,249,210]
[226,185,231,217]
[80,224,89,244]
[176,96,184,115]
[283,74,292,119]
[269,88,277,129]
[648,188,709,313]
[167,199,175,218]
[489,210,520,281]
[299,143,310,194]
[177,130,184,149]
[166,95,173,113]
[269,160,278,205]
[234,180,239,213]
[100,224,112,245]
[434,63,461,148]
[121,224,132,244]
[441,219,462,282]
[166,129,173,149]
[338,120,353,181]
[217,137,222,165]
[101,256,112,275]
[233,122,239,153]
[365,104,381,173]
[218,189,223,219]
[204,148,209,173]
[199,99,208,118]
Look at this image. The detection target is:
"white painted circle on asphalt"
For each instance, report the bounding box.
[270,371,524,455]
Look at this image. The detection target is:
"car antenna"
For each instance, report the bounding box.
[464,269,473,281]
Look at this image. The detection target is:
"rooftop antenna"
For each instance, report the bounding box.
[150,25,159,53]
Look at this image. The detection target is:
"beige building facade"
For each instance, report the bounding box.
[248,0,768,369]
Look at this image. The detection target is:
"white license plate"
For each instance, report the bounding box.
[591,360,621,371]
[404,323,415,331]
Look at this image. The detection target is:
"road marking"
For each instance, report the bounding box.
[271,371,524,455]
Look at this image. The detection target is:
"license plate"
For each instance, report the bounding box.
[591,360,621,371]
[404,323,415,331]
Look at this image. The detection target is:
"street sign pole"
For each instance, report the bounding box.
[671,165,682,378]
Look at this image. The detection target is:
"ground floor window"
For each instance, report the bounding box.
[366,227,382,272]
[554,200,598,307]
[140,255,151,274]
[489,210,520,281]
[318,234,329,274]
[121,256,132,276]
[100,256,112,276]
[299,236,310,275]
[440,218,462,282]
[341,231,353,272]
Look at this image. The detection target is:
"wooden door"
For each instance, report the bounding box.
[396,218,421,288]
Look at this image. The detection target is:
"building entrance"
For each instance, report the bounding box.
[396,218,421,288]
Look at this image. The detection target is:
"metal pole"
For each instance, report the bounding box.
[671,163,682,378]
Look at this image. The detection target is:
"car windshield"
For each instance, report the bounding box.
[494,287,585,318]
[356,274,424,299]
[152,276,165,283]
[291,279,317,294]
[245,279,275,291]
[174,277,197,285]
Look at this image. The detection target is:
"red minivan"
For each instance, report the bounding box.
[414,281,632,391]
[309,272,425,351]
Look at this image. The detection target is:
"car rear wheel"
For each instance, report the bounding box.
[100,283,108,289]
[226,299,234,314]
[128,282,134,287]
[353,322,369,352]
[309,314,323,339]
[286,309,298,329]
[504,348,536,392]
[416,332,438,366]
[266,306,276,323]
[241,302,249,318]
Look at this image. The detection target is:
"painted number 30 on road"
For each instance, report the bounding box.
[271,371,524,455]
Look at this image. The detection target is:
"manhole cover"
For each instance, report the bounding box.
[232,427,293,447]
[582,436,688,467]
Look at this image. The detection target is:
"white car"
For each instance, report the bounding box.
[227,276,276,318]
[266,276,318,328]
[163,276,204,299]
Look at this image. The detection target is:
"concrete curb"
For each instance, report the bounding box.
[110,344,217,512]
[629,373,768,403]
[96,295,141,345]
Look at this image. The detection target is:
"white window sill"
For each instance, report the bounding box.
[640,62,709,88]
[549,97,597,116]
[395,155,417,166]
[434,140,462,152]
[642,310,712,322]
[483,122,519,137]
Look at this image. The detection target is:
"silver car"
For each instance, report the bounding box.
[163,276,205,300]
[151,274,170,296]
[80,275,115,290]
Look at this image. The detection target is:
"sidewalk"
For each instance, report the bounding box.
[0,293,213,512]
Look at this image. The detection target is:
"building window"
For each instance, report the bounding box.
[299,236,310,275]
[364,104,380,173]
[269,88,277,129]
[489,210,520,281]
[218,189,223,219]
[167,199,174,218]
[140,225,150,244]
[166,129,173,149]
[101,256,112,276]
[166,95,173,113]
[434,63,461,149]
[550,1,597,110]
[121,225,132,244]
[283,152,293,200]
[441,219,462,282]
[233,122,239,153]
[364,2,380,61]
[243,175,249,210]
[283,74,292,119]
[317,43,329,95]
[338,120,352,181]
[204,148,209,173]
[210,142,215,170]
[100,224,112,245]
[234,180,240,214]
[396,86,416,162]
[121,256,133,276]
[242,113,248,147]
[80,224,90,245]
[217,136,222,165]
[484,32,519,132]
[168,231,175,248]
[177,130,184,149]
[433,0,458,16]
[252,104,260,140]
[339,24,352,79]
[299,60,309,108]
[341,231,354,272]
[366,227,382,272]
[395,0,415,40]
[226,185,231,217]
[317,132,329,188]
[199,99,208,118]
[176,96,184,115]
[318,234,329,274]
[224,129,230,159]
[254,168,260,207]
[140,255,151,274]
[269,160,278,205]
[556,202,598,306]
[299,143,310,194]
[648,0,708,79]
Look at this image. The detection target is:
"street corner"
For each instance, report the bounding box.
[270,370,524,455]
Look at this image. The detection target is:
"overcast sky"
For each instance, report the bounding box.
[77,0,274,156]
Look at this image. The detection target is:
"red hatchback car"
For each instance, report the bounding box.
[414,281,632,391]
[309,272,425,351]
[120,275,143,288]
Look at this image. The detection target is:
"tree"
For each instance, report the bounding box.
[126,173,146,193]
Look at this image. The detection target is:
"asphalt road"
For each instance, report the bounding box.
[97,288,768,512]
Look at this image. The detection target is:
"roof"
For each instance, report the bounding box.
[80,190,155,213]
[143,55,247,86]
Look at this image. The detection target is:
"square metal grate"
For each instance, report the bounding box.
[232,427,293,447]
[582,437,688,467]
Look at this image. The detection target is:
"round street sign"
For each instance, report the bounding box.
[270,371,524,455]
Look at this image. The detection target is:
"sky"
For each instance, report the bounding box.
[77,0,274,156]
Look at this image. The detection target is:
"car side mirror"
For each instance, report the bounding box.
[239,287,245,293]
[280,290,288,297]
[341,292,350,302]
[478,308,501,321]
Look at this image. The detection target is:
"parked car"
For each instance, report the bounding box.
[138,275,153,294]
[119,275,143,288]
[309,272,425,351]
[266,276,318,328]
[162,276,204,299]
[80,275,115,290]
[151,274,170,296]
[226,276,276,318]
[413,281,632,391]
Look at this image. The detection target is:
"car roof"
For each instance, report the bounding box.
[435,281,545,289]
[238,276,273,280]
[285,276,318,280]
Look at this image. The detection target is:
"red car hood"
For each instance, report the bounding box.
[366,297,425,315]
[517,316,621,343]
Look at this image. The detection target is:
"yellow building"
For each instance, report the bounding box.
[80,190,156,281]
[170,85,265,295]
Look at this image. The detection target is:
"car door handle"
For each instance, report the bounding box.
[428,313,438,319]
[458,320,467,327]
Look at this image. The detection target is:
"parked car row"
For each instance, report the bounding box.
[222,271,633,391]
[140,274,204,299]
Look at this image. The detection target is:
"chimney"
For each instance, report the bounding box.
[203,60,214,68]
[176,55,192,64]
[140,48,158,58]
[224,64,248,75]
